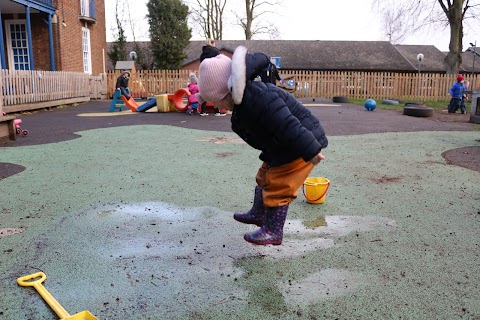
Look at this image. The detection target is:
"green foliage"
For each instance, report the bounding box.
[147,0,191,70]
[107,8,128,68]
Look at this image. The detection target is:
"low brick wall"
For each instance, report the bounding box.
[0,115,16,142]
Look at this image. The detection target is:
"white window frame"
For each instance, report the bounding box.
[82,27,92,74]
[80,0,90,16]
[5,20,30,70]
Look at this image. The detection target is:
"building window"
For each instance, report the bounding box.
[80,0,96,18]
[82,27,92,74]
[5,20,30,70]
[80,0,89,16]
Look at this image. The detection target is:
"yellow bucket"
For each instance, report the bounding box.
[302,177,330,204]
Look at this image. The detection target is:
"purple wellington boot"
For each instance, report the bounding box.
[233,186,265,227]
[244,205,288,245]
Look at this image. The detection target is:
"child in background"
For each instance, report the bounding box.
[448,75,465,113]
[115,71,131,99]
[187,73,199,115]
[198,41,226,116]
[260,61,282,85]
[196,46,328,246]
[214,107,226,116]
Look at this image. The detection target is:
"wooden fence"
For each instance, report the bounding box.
[107,70,479,102]
[89,73,107,100]
[0,70,107,113]
[106,70,194,99]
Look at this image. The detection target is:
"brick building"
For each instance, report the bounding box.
[0,0,106,74]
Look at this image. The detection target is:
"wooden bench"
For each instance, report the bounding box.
[0,115,17,141]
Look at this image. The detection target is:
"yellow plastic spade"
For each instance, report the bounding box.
[17,272,97,320]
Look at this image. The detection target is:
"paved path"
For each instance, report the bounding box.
[0,100,479,319]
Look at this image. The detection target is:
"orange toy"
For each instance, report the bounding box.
[168,88,191,112]
[121,95,140,112]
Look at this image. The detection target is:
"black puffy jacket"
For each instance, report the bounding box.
[115,75,129,89]
[229,46,328,167]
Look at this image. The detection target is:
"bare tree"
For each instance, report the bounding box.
[439,0,473,74]
[381,6,412,44]
[107,1,128,69]
[235,0,282,40]
[374,0,480,74]
[189,0,227,40]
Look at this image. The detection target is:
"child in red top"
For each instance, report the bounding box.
[187,73,200,115]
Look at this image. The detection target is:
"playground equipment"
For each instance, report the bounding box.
[109,88,141,112]
[277,75,296,94]
[136,97,157,112]
[120,95,140,112]
[364,99,377,111]
[109,89,129,112]
[157,88,219,113]
[303,177,331,204]
[2,112,28,136]
[17,272,97,319]
[14,118,28,136]
[135,88,192,113]
[109,88,221,114]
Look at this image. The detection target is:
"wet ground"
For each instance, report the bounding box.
[0,99,479,319]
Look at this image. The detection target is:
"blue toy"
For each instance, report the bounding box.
[109,88,130,112]
[136,98,157,112]
[364,99,376,111]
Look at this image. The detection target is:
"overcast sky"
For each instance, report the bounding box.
[104,0,480,52]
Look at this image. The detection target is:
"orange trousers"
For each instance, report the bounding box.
[256,158,314,207]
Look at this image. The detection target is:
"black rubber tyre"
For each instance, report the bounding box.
[404,101,424,106]
[332,96,348,103]
[403,105,433,117]
[382,99,399,105]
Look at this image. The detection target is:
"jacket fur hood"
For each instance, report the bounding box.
[228,46,270,105]
[228,46,247,105]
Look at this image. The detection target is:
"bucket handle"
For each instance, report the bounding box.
[17,272,71,319]
[302,181,330,203]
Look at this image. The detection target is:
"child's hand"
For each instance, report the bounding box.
[309,152,325,165]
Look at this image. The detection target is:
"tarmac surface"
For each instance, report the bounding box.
[0,99,479,319]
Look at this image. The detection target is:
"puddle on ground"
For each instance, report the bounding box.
[286,215,396,238]
[259,237,336,258]
[0,228,24,237]
[303,215,327,228]
[278,269,368,304]
[256,216,395,259]
[89,203,395,260]
[33,202,395,316]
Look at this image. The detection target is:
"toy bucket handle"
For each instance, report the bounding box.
[302,181,330,203]
[17,272,47,287]
[17,272,70,318]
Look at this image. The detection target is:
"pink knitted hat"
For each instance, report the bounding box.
[197,54,232,103]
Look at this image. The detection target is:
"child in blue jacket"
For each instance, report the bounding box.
[448,75,466,113]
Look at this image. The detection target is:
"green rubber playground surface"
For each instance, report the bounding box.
[1,121,479,319]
